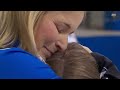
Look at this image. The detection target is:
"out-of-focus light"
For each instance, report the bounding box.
[111,13,116,17]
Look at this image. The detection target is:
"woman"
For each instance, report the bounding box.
[0,11,84,79]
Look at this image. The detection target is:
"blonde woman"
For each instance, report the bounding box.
[0,11,84,79]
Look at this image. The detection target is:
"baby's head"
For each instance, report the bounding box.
[46,42,100,79]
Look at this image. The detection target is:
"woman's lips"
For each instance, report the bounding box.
[43,46,53,59]
[40,46,57,60]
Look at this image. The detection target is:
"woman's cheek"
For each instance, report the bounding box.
[44,22,59,43]
[34,18,60,47]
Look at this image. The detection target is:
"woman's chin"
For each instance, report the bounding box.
[41,56,46,61]
[38,52,46,61]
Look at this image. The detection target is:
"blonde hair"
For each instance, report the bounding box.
[0,11,46,57]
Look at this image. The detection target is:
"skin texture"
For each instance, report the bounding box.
[34,11,84,60]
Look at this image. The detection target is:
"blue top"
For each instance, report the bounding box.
[0,48,61,79]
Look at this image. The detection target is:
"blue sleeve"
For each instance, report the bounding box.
[0,48,61,79]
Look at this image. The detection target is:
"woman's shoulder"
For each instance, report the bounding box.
[0,48,60,79]
[0,47,42,64]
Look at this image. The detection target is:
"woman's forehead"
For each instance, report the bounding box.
[43,11,84,29]
[47,11,84,15]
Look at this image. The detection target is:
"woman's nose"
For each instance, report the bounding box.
[55,35,68,52]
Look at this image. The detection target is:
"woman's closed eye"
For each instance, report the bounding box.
[54,22,71,34]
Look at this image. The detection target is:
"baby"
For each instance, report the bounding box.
[46,42,100,79]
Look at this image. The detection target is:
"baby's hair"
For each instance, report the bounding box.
[47,42,100,79]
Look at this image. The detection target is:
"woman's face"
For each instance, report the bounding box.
[34,11,84,60]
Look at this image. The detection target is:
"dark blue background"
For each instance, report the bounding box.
[104,11,120,30]
[77,36,120,70]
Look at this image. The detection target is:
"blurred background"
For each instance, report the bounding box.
[76,11,120,70]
